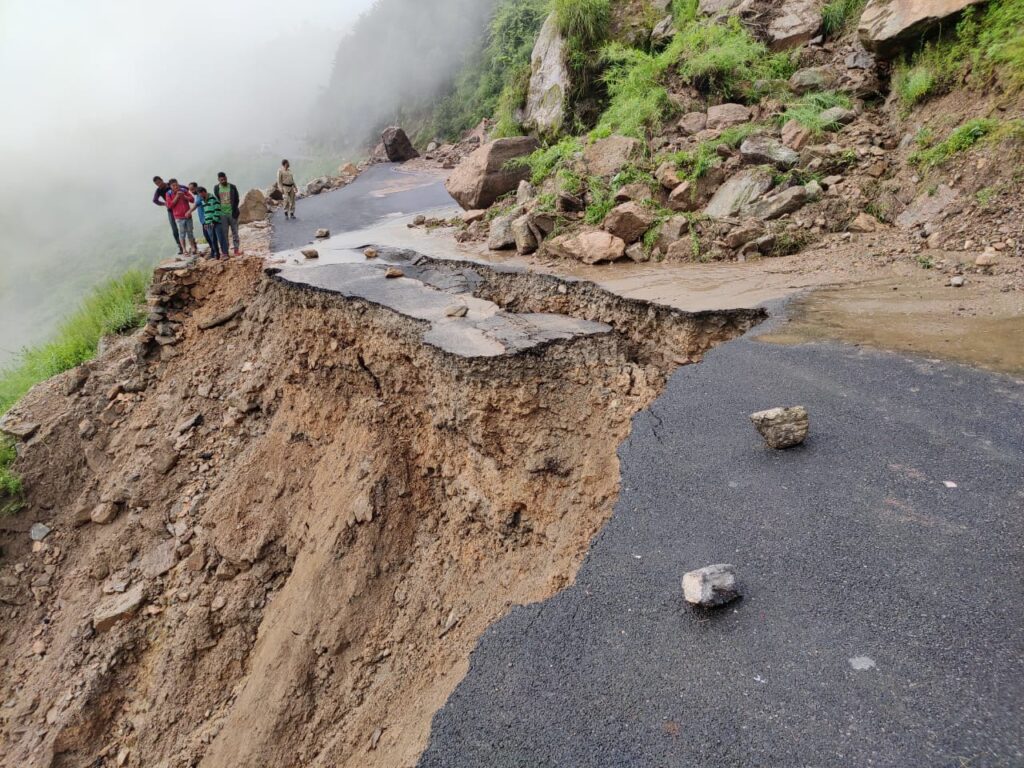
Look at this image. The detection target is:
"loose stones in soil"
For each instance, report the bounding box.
[683,564,740,608]
[750,406,809,449]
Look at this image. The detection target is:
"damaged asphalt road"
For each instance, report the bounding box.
[418,321,1024,768]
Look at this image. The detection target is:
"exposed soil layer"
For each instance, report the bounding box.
[0,253,761,768]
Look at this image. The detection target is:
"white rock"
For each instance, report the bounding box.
[682,564,740,607]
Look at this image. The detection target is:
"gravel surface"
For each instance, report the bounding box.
[419,319,1024,767]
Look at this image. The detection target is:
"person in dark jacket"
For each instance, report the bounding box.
[152,176,182,254]
[213,171,242,256]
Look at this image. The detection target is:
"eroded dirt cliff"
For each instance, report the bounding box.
[0,254,761,767]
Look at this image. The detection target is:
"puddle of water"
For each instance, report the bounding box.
[761,278,1024,376]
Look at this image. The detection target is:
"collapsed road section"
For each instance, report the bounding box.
[0,252,761,767]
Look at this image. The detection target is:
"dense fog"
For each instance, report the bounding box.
[0,0,375,364]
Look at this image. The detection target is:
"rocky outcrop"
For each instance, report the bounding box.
[238,188,268,225]
[584,135,643,177]
[523,14,569,137]
[381,126,419,162]
[546,229,627,264]
[704,169,773,219]
[858,0,985,56]
[446,137,539,210]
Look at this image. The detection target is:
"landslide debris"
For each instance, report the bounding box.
[0,252,761,767]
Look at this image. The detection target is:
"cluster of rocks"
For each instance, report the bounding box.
[139,258,199,359]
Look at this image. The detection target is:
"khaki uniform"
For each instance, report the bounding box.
[277,167,296,215]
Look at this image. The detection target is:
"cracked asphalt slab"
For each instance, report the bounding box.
[418,319,1024,768]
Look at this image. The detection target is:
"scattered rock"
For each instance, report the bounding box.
[682,564,740,608]
[93,583,146,633]
[895,184,960,230]
[583,135,643,177]
[656,161,682,189]
[781,120,812,151]
[461,209,487,225]
[750,406,809,449]
[445,137,539,209]
[444,304,469,318]
[545,229,626,264]
[789,67,836,95]
[706,103,751,130]
[975,250,999,267]
[315,228,330,239]
[29,523,51,542]
[198,303,245,330]
[603,202,655,244]
[78,419,96,439]
[91,502,119,525]
[744,185,810,220]
[380,126,419,162]
[522,14,569,136]
[175,413,203,434]
[511,215,539,255]
[739,136,799,169]
[848,212,879,233]
[384,267,404,279]
[0,415,40,440]
[516,180,536,205]
[651,14,676,47]
[301,248,319,259]
[140,540,178,579]
[767,0,821,50]
[364,248,379,259]
[949,275,965,287]
[677,111,708,136]
[819,107,857,128]
[487,210,520,251]
[704,169,773,219]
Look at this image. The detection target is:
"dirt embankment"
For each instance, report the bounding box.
[0,252,761,767]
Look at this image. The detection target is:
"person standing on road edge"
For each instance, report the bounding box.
[214,172,242,255]
[198,187,227,259]
[188,182,210,254]
[166,179,197,255]
[277,159,297,220]
[152,176,182,254]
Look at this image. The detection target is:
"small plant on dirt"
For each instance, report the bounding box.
[909,118,1024,168]
[770,229,812,257]
[974,185,1000,208]
[916,253,935,269]
[511,136,584,185]
[0,438,23,517]
[777,91,853,135]
[672,16,794,99]
[0,270,149,416]
[669,122,762,182]
[821,0,867,38]
[584,176,616,225]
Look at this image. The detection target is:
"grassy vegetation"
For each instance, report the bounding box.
[909,118,1024,167]
[776,91,853,135]
[596,43,674,137]
[672,16,794,99]
[432,0,548,139]
[0,269,149,515]
[670,123,762,181]
[553,0,611,52]
[893,0,1024,108]
[513,136,584,185]
[821,0,866,38]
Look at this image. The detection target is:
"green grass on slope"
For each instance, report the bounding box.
[909,117,1024,167]
[821,0,866,38]
[894,0,1024,108]
[0,269,149,514]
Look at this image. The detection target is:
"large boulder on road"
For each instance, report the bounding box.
[381,126,419,162]
[523,14,570,137]
[858,0,985,57]
[445,137,539,210]
[238,188,268,225]
[545,229,626,264]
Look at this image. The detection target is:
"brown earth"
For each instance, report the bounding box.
[0,227,761,767]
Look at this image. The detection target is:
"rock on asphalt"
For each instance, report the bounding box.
[418,319,1024,767]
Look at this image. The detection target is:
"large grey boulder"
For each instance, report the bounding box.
[767,0,821,50]
[740,136,800,169]
[445,137,539,210]
[487,209,520,250]
[859,0,985,57]
[546,229,626,264]
[511,215,539,255]
[704,169,773,219]
[583,135,643,178]
[523,14,570,137]
[238,188,268,225]
[381,126,419,162]
[603,202,655,244]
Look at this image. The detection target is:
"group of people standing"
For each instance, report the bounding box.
[152,172,242,259]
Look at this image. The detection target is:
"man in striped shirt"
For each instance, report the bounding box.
[197,187,227,259]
